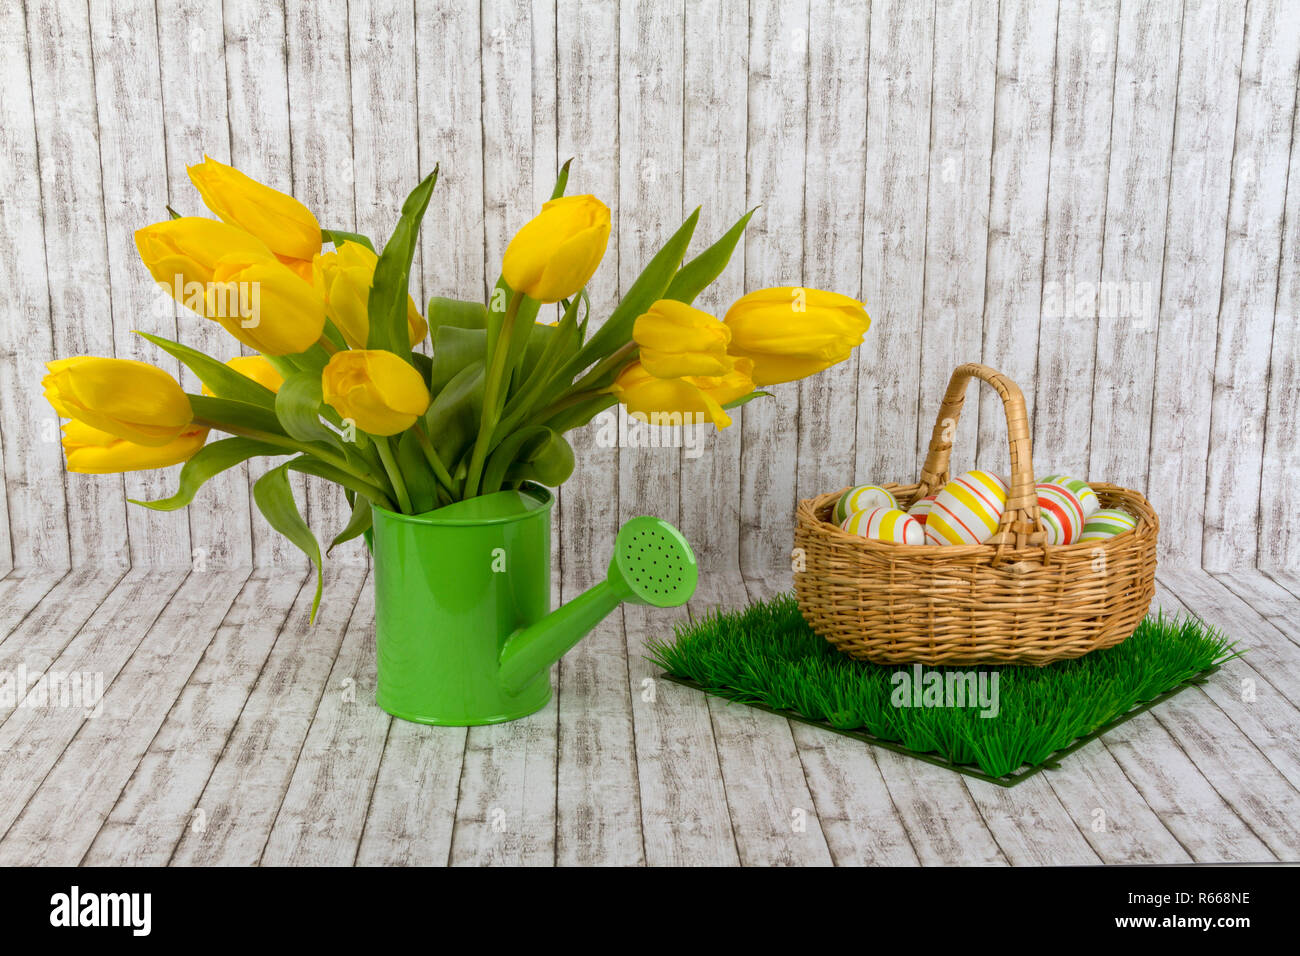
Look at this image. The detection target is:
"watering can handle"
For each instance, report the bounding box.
[498,580,622,696]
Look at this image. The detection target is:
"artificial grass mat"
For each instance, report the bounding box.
[647,593,1239,786]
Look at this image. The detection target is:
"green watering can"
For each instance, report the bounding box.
[369,483,697,725]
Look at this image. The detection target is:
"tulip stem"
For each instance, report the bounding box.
[464,289,523,498]
[374,438,413,513]
[192,418,397,510]
[412,424,458,498]
[570,341,637,395]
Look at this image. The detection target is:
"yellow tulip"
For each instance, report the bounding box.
[502,195,611,303]
[135,217,273,289]
[633,300,732,378]
[723,287,870,386]
[313,242,428,349]
[206,254,328,355]
[321,350,430,436]
[61,420,208,474]
[201,355,285,396]
[187,155,322,266]
[43,357,194,447]
[607,358,755,430]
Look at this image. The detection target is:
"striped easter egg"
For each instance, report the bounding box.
[906,494,938,525]
[1038,473,1100,518]
[841,507,925,545]
[833,484,898,524]
[1078,508,1137,542]
[924,470,1010,546]
[1035,481,1087,545]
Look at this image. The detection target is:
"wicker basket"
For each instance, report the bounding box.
[794,363,1158,666]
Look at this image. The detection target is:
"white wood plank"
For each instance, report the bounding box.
[82,572,306,865]
[794,0,868,510]
[555,0,620,586]
[0,2,68,569]
[617,0,685,534]
[1087,0,1182,494]
[555,569,644,866]
[414,0,486,300]
[857,0,933,488]
[262,573,387,865]
[154,0,254,569]
[914,0,998,476]
[1257,82,1300,574]
[739,0,808,572]
[0,570,67,644]
[1032,0,1119,479]
[286,0,364,568]
[976,0,1058,467]
[0,569,186,840]
[695,570,834,866]
[624,598,738,865]
[0,570,249,865]
[1145,0,1246,565]
[166,569,364,865]
[1202,0,1300,569]
[743,568,919,865]
[679,0,748,564]
[222,0,307,570]
[25,0,128,567]
[87,0,192,567]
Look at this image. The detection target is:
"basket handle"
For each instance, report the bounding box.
[915,363,1044,548]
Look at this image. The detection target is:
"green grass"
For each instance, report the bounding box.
[648,593,1240,783]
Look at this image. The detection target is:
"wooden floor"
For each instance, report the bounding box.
[0,563,1296,866]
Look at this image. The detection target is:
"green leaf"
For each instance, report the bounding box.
[430,326,487,395]
[321,228,376,253]
[425,360,485,464]
[276,371,340,447]
[722,390,772,411]
[129,437,286,511]
[187,394,287,436]
[253,464,323,623]
[329,495,372,553]
[550,158,573,200]
[396,431,440,513]
[367,167,438,360]
[664,207,757,306]
[427,296,488,333]
[483,426,574,493]
[138,332,276,408]
[568,208,700,373]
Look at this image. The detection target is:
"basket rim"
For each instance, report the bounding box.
[799,481,1156,559]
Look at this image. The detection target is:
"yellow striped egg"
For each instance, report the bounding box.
[924,470,1010,546]
[1038,473,1100,518]
[833,484,898,524]
[907,494,938,525]
[841,507,925,545]
[1035,481,1087,545]
[1078,508,1137,542]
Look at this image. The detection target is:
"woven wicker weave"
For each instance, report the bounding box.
[793,363,1158,665]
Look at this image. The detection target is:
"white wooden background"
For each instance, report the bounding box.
[0,0,1297,580]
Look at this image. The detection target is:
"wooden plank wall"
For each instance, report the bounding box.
[0,0,1295,575]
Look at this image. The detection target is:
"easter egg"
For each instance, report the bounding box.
[841,507,925,545]
[907,494,938,525]
[1035,481,1087,545]
[1078,508,1137,542]
[924,470,1009,546]
[833,484,898,524]
[1038,473,1100,518]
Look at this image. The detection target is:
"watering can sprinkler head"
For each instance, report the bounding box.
[498,516,698,695]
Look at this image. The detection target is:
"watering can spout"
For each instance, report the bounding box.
[499,516,698,696]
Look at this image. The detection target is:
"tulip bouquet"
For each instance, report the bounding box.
[43,157,869,618]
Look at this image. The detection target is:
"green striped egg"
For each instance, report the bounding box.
[1078,508,1137,542]
[833,484,897,524]
[1038,473,1100,518]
